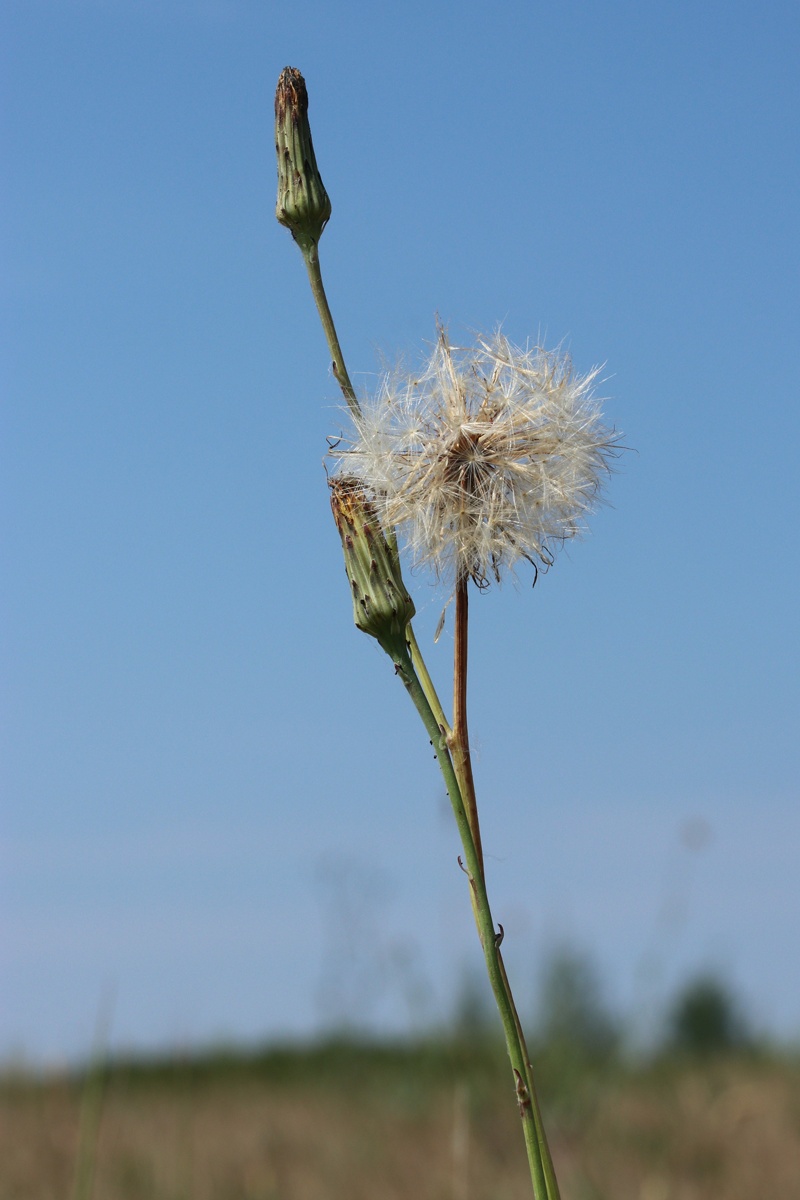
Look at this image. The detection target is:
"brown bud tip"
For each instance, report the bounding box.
[274,67,331,251]
[274,66,306,121]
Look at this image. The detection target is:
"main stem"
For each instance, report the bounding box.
[449,573,561,1200]
[297,236,556,1198]
[389,638,548,1199]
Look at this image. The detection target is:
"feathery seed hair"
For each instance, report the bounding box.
[336,327,619,587]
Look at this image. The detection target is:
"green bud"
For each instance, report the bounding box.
[330,478,415,659]
[275,67,332,251]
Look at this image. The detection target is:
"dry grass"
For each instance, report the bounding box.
[2,1043,799,1200]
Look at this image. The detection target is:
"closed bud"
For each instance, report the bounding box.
[330,478,415,659]
[275,67,331,251]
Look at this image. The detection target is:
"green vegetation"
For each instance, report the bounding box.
[4,966,795,1198]
[3,1032,799,1200]
[666,976,751,1057]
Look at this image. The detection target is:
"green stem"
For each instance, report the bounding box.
[411,598,556,1196]
[300,238,448,741]
[449,575,560,1200]
[406,624,451,738]
[299,237,449,739]
[300,243,361,422]
[384,634,549,1200]
[297,235,554,1199]
[498,953,561,1200]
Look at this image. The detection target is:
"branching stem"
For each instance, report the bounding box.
[295,234,559,1200]
[448,572,560,1199]
[390,638,549,1199]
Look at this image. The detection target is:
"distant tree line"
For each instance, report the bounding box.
[452,948,755,1061]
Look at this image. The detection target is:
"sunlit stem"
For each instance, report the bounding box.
[448,570,561,1200]
[449,572,483,871]
[300,243,361,424]
[498,955,561,1200]
[297,234,558,1200]
[298,244,452,735]
[407,624,451,737]
[385,634,549,1200]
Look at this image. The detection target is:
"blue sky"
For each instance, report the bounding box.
[3,0,799,1063]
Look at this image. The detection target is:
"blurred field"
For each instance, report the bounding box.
[2,1040,800,1200]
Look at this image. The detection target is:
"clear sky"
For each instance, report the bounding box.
[3,0,799,1064]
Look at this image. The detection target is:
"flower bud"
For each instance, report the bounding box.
[275,67,332,251]
[330,478,415,659]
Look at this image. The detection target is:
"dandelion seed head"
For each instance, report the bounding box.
[335,328,620,587]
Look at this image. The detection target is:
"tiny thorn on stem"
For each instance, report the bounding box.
[494,923,505,948]
[513,1069,532,1116]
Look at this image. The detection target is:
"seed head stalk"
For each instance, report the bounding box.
[449,570,560,1199]
[450,572,483,872]
[275,66,560,1199]
[393,638,549,1200]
